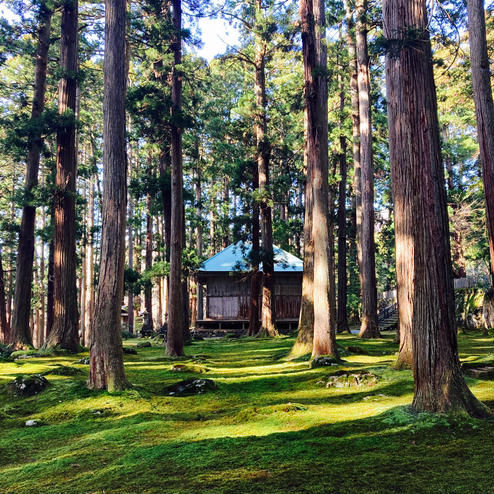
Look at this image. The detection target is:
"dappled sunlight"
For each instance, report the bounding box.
[0,333,493,494]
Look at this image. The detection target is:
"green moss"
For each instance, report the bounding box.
[0,332,492,494]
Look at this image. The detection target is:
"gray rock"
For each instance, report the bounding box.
[76,357,90,365]
[310,356,341,368]
[25,419,40,427]
[9,375,49,396]
[326,371,379,388]
[165,378,217,396]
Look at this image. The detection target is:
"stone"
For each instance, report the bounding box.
[14,353,43,360]
[123,347,137,355]
[164,378,217,396]
[137,341,152,348]
[44,365,83,376]
[310,356,341,368]
[25,419,40,427]
[325,370,379,388]
[9,375,49,396]
[76,357,90,365]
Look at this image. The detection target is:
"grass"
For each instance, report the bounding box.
[0,331,493,494]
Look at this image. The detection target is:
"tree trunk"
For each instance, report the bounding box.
[166,0,184,356]
[195,170,204,323]
[46,238,54,336]
[355,0,380,339]
[145,168,154,330]
[254,4,277,337]
[0,253,9,343]
[467,0,494,284]
[46,0,79,351]
[337,66,350,334]
[301,0,338,358]
[249,163,261,336]
[384,0,489,417]
[10,4,52,349]
[292,111,314,356]
[89,0,130,391]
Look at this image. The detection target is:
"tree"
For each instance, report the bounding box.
[45,0,80,352]
[384,0,489,416]
[88,0,130,391]
[467,0,494,283]
[254,0,277,337]
[10,2,52,349]
[355,0,379,339]
[166,0,185,356]
[301,0,338,358]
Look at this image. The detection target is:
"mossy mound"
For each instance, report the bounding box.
[164,378,217,396]
[325,370,379,388]
[310,355,342,368]
[8,375,49,396]
[42,365,84,377]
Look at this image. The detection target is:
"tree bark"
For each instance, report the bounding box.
[254,2,277,337]
[0,253,9,343]
[337,66,350,334]
[89,0,130,391]
[46,0,80,352]
[145,164,154,330]
[384,0,489,416]
[195,170,204,323]
[467,0,494,284]
[301,0,338,358]
[355,0,380,339]
[10,4,52,349]
[293,109,314,355]
[166,0,184,356]
[249,163,261,336]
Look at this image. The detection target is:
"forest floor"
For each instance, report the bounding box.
[0,331,493,494]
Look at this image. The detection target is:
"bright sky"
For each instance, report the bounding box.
[195,17,240,61]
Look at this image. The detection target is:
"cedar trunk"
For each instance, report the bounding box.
[89,0,129,391]
[356,0,380,338]
[248,164,261,336]
[293,108,314,355]
[467,0,494,283]
[10,4,52,348]
[0,254,9,342]
[254,7,277,337]
[301,0,338,358]
[337,68,350,333]
[46,0,79,351]
[166,0,184,356]
[384,0,489,416]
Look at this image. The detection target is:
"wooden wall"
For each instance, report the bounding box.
[204,274,301,320]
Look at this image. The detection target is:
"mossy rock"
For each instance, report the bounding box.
[137,341,152,348]
[123,347,138,355]
[165,378,217,396]
[11,350,43,360]
[75,357,90,365]
[462,363,494,379]
[8,375,49,396]
[42,365,84,377]
[170,364,208,373]
[310,355,342,368]
[325,370,379,388]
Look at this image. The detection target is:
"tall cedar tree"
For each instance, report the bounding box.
[301,0,338,358]
[384,0,489,416]
[355,0,380,338]
[292,108,314,354]
[467,0,494,283]
[0,254,8,341]
[45,0,79,351]
[166,0,185,356]
[254,0,277,337]
[248,163,261,335]
[10,3,52,348]
[88,0,130,391]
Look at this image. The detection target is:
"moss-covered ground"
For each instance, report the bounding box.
[0,331,493,494]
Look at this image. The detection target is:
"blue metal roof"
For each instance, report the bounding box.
[199,241,303,273]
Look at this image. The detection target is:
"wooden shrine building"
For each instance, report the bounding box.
[195,242,303,332]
